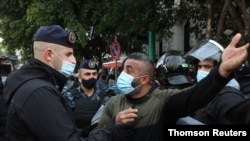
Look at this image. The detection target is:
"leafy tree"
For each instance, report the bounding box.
[0,0,90,62]
[0,0,250,63]
[172,0,250,46]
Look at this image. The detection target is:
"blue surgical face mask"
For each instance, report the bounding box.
[60,61,76,77]
[196,70,209,82]
[53,51,76,77]
[116,72,143,95]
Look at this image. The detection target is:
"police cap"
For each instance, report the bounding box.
[34,25,77,48]
[80,60,99,71]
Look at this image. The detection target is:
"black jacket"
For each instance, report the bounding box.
[0,89,7,140]
[224,76,250,124]
[3,59,124,141]
[192,86,246,124]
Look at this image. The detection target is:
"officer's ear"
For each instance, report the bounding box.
[44,48,54,62]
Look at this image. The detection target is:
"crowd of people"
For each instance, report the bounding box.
[0,24,250,141]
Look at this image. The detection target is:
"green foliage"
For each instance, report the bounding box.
[1,0,250,63]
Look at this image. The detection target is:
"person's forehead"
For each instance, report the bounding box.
[57,45,73,53]
[199,60,214,64]
[125,59,141,68]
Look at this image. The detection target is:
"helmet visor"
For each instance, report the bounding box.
[185,40,224,61]
[167,74,191,85]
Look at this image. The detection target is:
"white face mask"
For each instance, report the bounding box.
[196,70,209,82]
[53,51,76,77]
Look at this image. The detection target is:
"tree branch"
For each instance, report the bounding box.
[216,0,229,40]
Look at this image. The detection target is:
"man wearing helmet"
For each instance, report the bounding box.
[155,50,194,89]
[186,39,246,124]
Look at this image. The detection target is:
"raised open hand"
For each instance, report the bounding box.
[219,33,249,77]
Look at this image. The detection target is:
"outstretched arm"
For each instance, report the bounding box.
[164,33,249,124]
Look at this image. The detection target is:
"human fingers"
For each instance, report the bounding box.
[220,40,249,77]
[119,107,138,115]
[115,108,138,125]
[227,33,242,49]
[226,33,249,50]
[238,42,250,50]
[117,114,137,125]
[116,108,138,120]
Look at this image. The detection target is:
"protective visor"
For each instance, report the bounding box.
[185,40,224,61]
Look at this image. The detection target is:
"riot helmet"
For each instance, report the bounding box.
[156,50,191,87]
[234,61,250,78]
[185,39,224,64]
[184,39,224,83]
[98,68,108,80]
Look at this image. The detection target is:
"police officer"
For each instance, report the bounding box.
[186,39,245,124]
[155,50,193,89]
[3,25,135,141]
[63,59,112,137]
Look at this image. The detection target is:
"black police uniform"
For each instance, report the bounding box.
[3,25,129,141]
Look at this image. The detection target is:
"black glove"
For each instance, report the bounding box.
[106,118,135,141]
